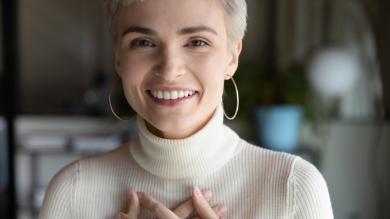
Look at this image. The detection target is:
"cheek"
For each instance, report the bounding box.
[192,48,227,70]
[118,55,150,107]
[119,53,151,85]
[191,51,228,94]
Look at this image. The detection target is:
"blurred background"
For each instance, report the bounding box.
[0,0,389,218]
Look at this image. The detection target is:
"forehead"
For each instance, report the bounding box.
[117,0,226,35]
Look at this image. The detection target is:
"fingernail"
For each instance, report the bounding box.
[193,186,202,197]
[114,213,123,219]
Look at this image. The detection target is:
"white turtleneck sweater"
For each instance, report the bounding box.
[39,106,333,219]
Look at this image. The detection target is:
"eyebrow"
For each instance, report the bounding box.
[121,26,158,37]
[178,25,218,35]
[121,25,218,37]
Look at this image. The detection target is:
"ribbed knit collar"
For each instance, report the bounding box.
[130,105,240,179]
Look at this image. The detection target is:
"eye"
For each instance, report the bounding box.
[186,39,209,47]
[130,39,155,48]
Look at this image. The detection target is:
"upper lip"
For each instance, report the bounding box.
[146,85,198,92]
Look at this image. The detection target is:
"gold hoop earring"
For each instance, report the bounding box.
[109,91,131,121]
[223,77,239,120]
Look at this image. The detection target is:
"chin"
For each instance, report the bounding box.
[148,117,197,138]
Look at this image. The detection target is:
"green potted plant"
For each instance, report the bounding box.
[235,62,311,152]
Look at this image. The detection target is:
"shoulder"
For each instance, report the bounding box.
[229,140,300,185]
[40,143,131,218]
[289,157,327,187]
[236,141,334,218]
[39,160,79,218]
[67,142,137,183]
[45,159,79,192]
[45,142,129,194]
[77,142,130,167]
[53,158,79,181]
[237,140,298,170]
[288,157,334,218]
[43,156,81,197]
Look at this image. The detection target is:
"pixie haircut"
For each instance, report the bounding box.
[104,0,247,45]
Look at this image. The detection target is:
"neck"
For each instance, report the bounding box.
[130,105,241,179]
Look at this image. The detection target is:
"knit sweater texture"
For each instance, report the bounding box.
[39,107,333,218]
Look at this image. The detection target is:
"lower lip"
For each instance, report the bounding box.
[147,91,198,106]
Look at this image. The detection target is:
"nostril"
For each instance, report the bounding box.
[153,64,185,79]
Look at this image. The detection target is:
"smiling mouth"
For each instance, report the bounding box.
[147,90,198,100]
[146,89,199,106]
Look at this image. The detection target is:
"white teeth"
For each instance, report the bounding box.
[171,91,178,99]
[178,91,185,98]
[157,91,163,99]
[163,91,170,100]
[150,90,196,100]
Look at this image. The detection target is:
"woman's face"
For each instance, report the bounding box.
[115,0,242,139]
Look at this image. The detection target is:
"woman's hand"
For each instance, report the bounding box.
[115,186,227,219]
[115,188,139,219]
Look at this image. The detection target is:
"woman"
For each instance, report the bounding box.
[39,0,334,218]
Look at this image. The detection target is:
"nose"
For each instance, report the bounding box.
[154,45,185,81]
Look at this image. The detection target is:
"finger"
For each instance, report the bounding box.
[126,188,140,218]
[211,205,228,218]
[138,192,180,219]
[192,205,227,219]
[173,190,212,219]
[192,186,220,219]
[114,212,129,219]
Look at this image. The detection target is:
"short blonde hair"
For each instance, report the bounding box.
[104,0,247,44]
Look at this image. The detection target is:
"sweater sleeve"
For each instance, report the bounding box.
[38,161,79,219]
[288,157,334,219]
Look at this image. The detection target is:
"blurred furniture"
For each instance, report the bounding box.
[302,121,390,219]
[15,116,136,219]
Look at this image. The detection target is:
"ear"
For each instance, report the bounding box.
[225,40,243,80]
